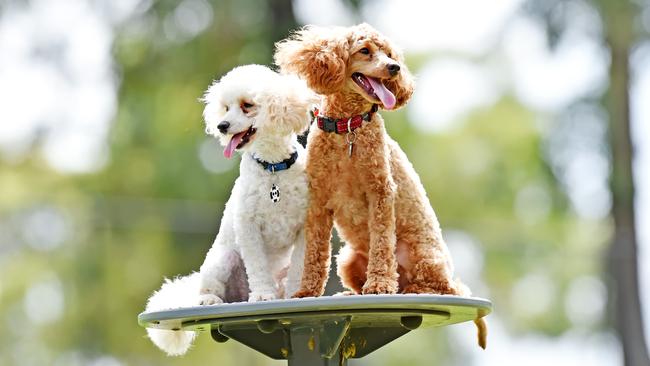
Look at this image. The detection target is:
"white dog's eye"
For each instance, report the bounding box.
[240,102,254,113]
[224,105,229,112]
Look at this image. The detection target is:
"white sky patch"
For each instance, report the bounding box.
[0,0,137,173]
[630,41,650,350]
[564,276,607,329]
[408,59,500,132]
[42,129,110,173]
[97,0,152,25]
[449,317,622,366]
[293,0,355,26]
[21,206,69,252]
[564,275,607,327]
[503,16,609,112]
[23,274,65,325]
[562,148,612,219]
[163,0,213,43]
[444,230,488,296]
[511,272,557,319]
[363,0,523,54]
[515,182,553,225]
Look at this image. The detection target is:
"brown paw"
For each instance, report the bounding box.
[401,284,426,294]
[333,290,358,296]
[362,279,398,295]
[402,283,457,295]
[291,289,320,298]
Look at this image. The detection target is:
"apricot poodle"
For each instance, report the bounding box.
[275,23,487,348]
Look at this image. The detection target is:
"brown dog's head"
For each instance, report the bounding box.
[274,23,414,110]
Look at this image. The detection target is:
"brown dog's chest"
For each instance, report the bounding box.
[319,133,379,235]
[308,118,392,247]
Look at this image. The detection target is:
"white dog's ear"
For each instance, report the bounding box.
[201,80,225,137]
[280,75,319,134]
[255,76,318,135]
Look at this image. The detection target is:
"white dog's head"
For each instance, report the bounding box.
[202,64,316,158]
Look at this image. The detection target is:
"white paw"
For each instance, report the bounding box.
[198,293,223,306]
[248,292,276,302]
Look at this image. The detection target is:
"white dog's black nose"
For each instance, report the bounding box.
[217,121,230,134]
[387,63,400,76]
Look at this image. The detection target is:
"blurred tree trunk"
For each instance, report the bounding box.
[268,0,298,44]
[598,1,650,365]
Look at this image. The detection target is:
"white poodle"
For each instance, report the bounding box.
[144,64,315,356]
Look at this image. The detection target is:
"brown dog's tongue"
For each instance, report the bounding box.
[367,77,396,110]
[224,131,245,158]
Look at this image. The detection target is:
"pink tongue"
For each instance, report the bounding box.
[223,132,245,158]
[367,76,396,110]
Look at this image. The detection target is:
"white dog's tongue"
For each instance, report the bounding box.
[367,76,396,110]
[223,131,245,158]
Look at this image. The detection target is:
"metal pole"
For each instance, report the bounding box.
[287,319,349,366]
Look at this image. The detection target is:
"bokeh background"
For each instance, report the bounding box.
[1,0,649,365]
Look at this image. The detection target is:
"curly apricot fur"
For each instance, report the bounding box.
[275,23,486,348]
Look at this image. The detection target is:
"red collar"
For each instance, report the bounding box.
[312,104,378,134]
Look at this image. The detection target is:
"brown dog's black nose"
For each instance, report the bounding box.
[217,121,230,134]
[387,63,401,76]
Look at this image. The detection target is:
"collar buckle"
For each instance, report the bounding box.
[321,118,337,133]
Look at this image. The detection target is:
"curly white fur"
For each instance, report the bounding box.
[145,65,315,356]
[145,273,201,356]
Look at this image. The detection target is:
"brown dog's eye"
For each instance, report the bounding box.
[359,47,370,55]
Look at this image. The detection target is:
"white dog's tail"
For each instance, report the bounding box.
[145,272,201,356]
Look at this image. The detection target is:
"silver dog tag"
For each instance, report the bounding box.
[270,184,280,203]
[346,130,356,158]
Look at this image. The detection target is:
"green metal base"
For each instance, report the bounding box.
[139,294,491,365]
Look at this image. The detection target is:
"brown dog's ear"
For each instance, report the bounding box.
[383,52,415,109]
[274,26,349,95]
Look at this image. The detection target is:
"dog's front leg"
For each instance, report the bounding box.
[284,228,306,299]
[199,245,240,305]
[293,200,334,298]
[199,208,237,305]
[236,223,277,302]
[360,157,399,295]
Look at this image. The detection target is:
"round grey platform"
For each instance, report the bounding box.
[139,294,491,365]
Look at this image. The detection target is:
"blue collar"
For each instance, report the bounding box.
[253,151,298,172]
